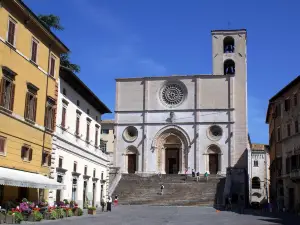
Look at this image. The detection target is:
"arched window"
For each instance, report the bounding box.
[252,177,261,189]
[224,59,235,75]
[223,36,235,53]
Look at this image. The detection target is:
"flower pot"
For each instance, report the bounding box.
[73,208,78,216]
[88,209,96,215]
[6,215,15,224]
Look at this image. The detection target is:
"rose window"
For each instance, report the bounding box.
[161,83,185,106]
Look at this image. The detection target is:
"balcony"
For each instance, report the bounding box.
[290,169,300,181]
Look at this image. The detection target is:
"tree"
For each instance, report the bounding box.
[38,14,80,73]
[38,14,64,31]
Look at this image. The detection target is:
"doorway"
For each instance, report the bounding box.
[165,148,179,174]
[128,154,136,173]
[289,188,295,211]
[209,154,219,174]
[83,181,87,208]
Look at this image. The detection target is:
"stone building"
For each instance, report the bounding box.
[50,67,111,208]
[250,143,270,206]
[266,75,300,212]
[113,29,249,185]
[101,120,115,164]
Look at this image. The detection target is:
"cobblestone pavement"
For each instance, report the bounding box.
[22,206,300,225]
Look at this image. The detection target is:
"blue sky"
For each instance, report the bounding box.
[24,0,300,144]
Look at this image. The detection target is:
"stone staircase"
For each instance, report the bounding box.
[113,174,226,206]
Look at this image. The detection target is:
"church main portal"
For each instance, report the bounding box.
[165,148,179,174]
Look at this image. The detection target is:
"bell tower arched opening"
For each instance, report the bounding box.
[223,36,235,53]
[224,59,235,75]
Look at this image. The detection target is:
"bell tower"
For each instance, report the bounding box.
[211,29,248,168]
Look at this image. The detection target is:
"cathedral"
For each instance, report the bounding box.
[113,29,248,176]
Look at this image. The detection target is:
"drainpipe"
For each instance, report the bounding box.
[40,44,52,201]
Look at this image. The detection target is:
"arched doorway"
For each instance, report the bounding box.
[125,146,139,174]
[206,144,221,174]
[152,126,191,174]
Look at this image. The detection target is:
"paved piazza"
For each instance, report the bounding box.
[26,206,299,225]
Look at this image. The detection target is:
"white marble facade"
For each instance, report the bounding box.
[49,67,111,208]
[114,29,249,176]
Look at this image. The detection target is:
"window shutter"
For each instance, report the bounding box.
[51,107,55,130]
[0,138,5,153]
[61,107,66,128]
[8,21,15,45]
[76,117,80,135]
[10,83,15,111]
[48,154,52,166]
[24,93,30,119]
[21,146,26,158]
[41,152,45,165]
[50,57,55,76]
[0,78,4,106]
[29,148,33,161]
[33,96,37,122]
[32,41,37,62]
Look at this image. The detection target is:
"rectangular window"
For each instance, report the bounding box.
[58,157,63,168]
[84,166,87,175]
[7,18,16,46]
[276,104,281,117]
[294,94,298,106]
[0,76,15,111]
[75,114,80,136]
[42,151,51,166]
[101,172,104,180]
[101,129,109,134]
[286,157,291,174]
[31,38,38,63]
[24,91,37,122]
[86,121,90,142]
[295,121,299,133]
[291,155,297,171]
[287,124,291,137]
[45,99,55,131]
[100,141,107,153]
[61,107,66,128]
[93,169,96,178]
[0,136,6,155]
[73,162,77,172]
[254,160,258,167]
[49,55,56,77]
[285,99,291,111]
[95,126,99,147]
[21,145,32,161]
[277,127,281,141]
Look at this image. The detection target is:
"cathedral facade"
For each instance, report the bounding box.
[114,29,248,176]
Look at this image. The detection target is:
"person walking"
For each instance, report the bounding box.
[107,196,112,212]
[196,171,200,182]
[192,169,195,178]
[160,184,164,195]
[114,195,118,206]
[204,172,209,182]
[101,197,106,212]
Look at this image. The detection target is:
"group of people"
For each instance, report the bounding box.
[190,169,209,182]
[100,195,118,212]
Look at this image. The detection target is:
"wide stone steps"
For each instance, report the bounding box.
[113,174,225,206]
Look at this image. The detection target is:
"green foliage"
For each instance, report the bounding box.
[33,211,43,221]
[38,14,64,30]
[22,198,28,202]
[50,210,57,220]
[63,199,69,204]
[60,53,81,73]
[14,212,23,224]
[38,14,80,73]
[77,208,83,216]
[67,209,73,217]
[88,207,96,210]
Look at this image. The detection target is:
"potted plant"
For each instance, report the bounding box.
[77,208,83,216]
[6,211,15,224]
[33,210,43,221]
[87,207,96,215]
